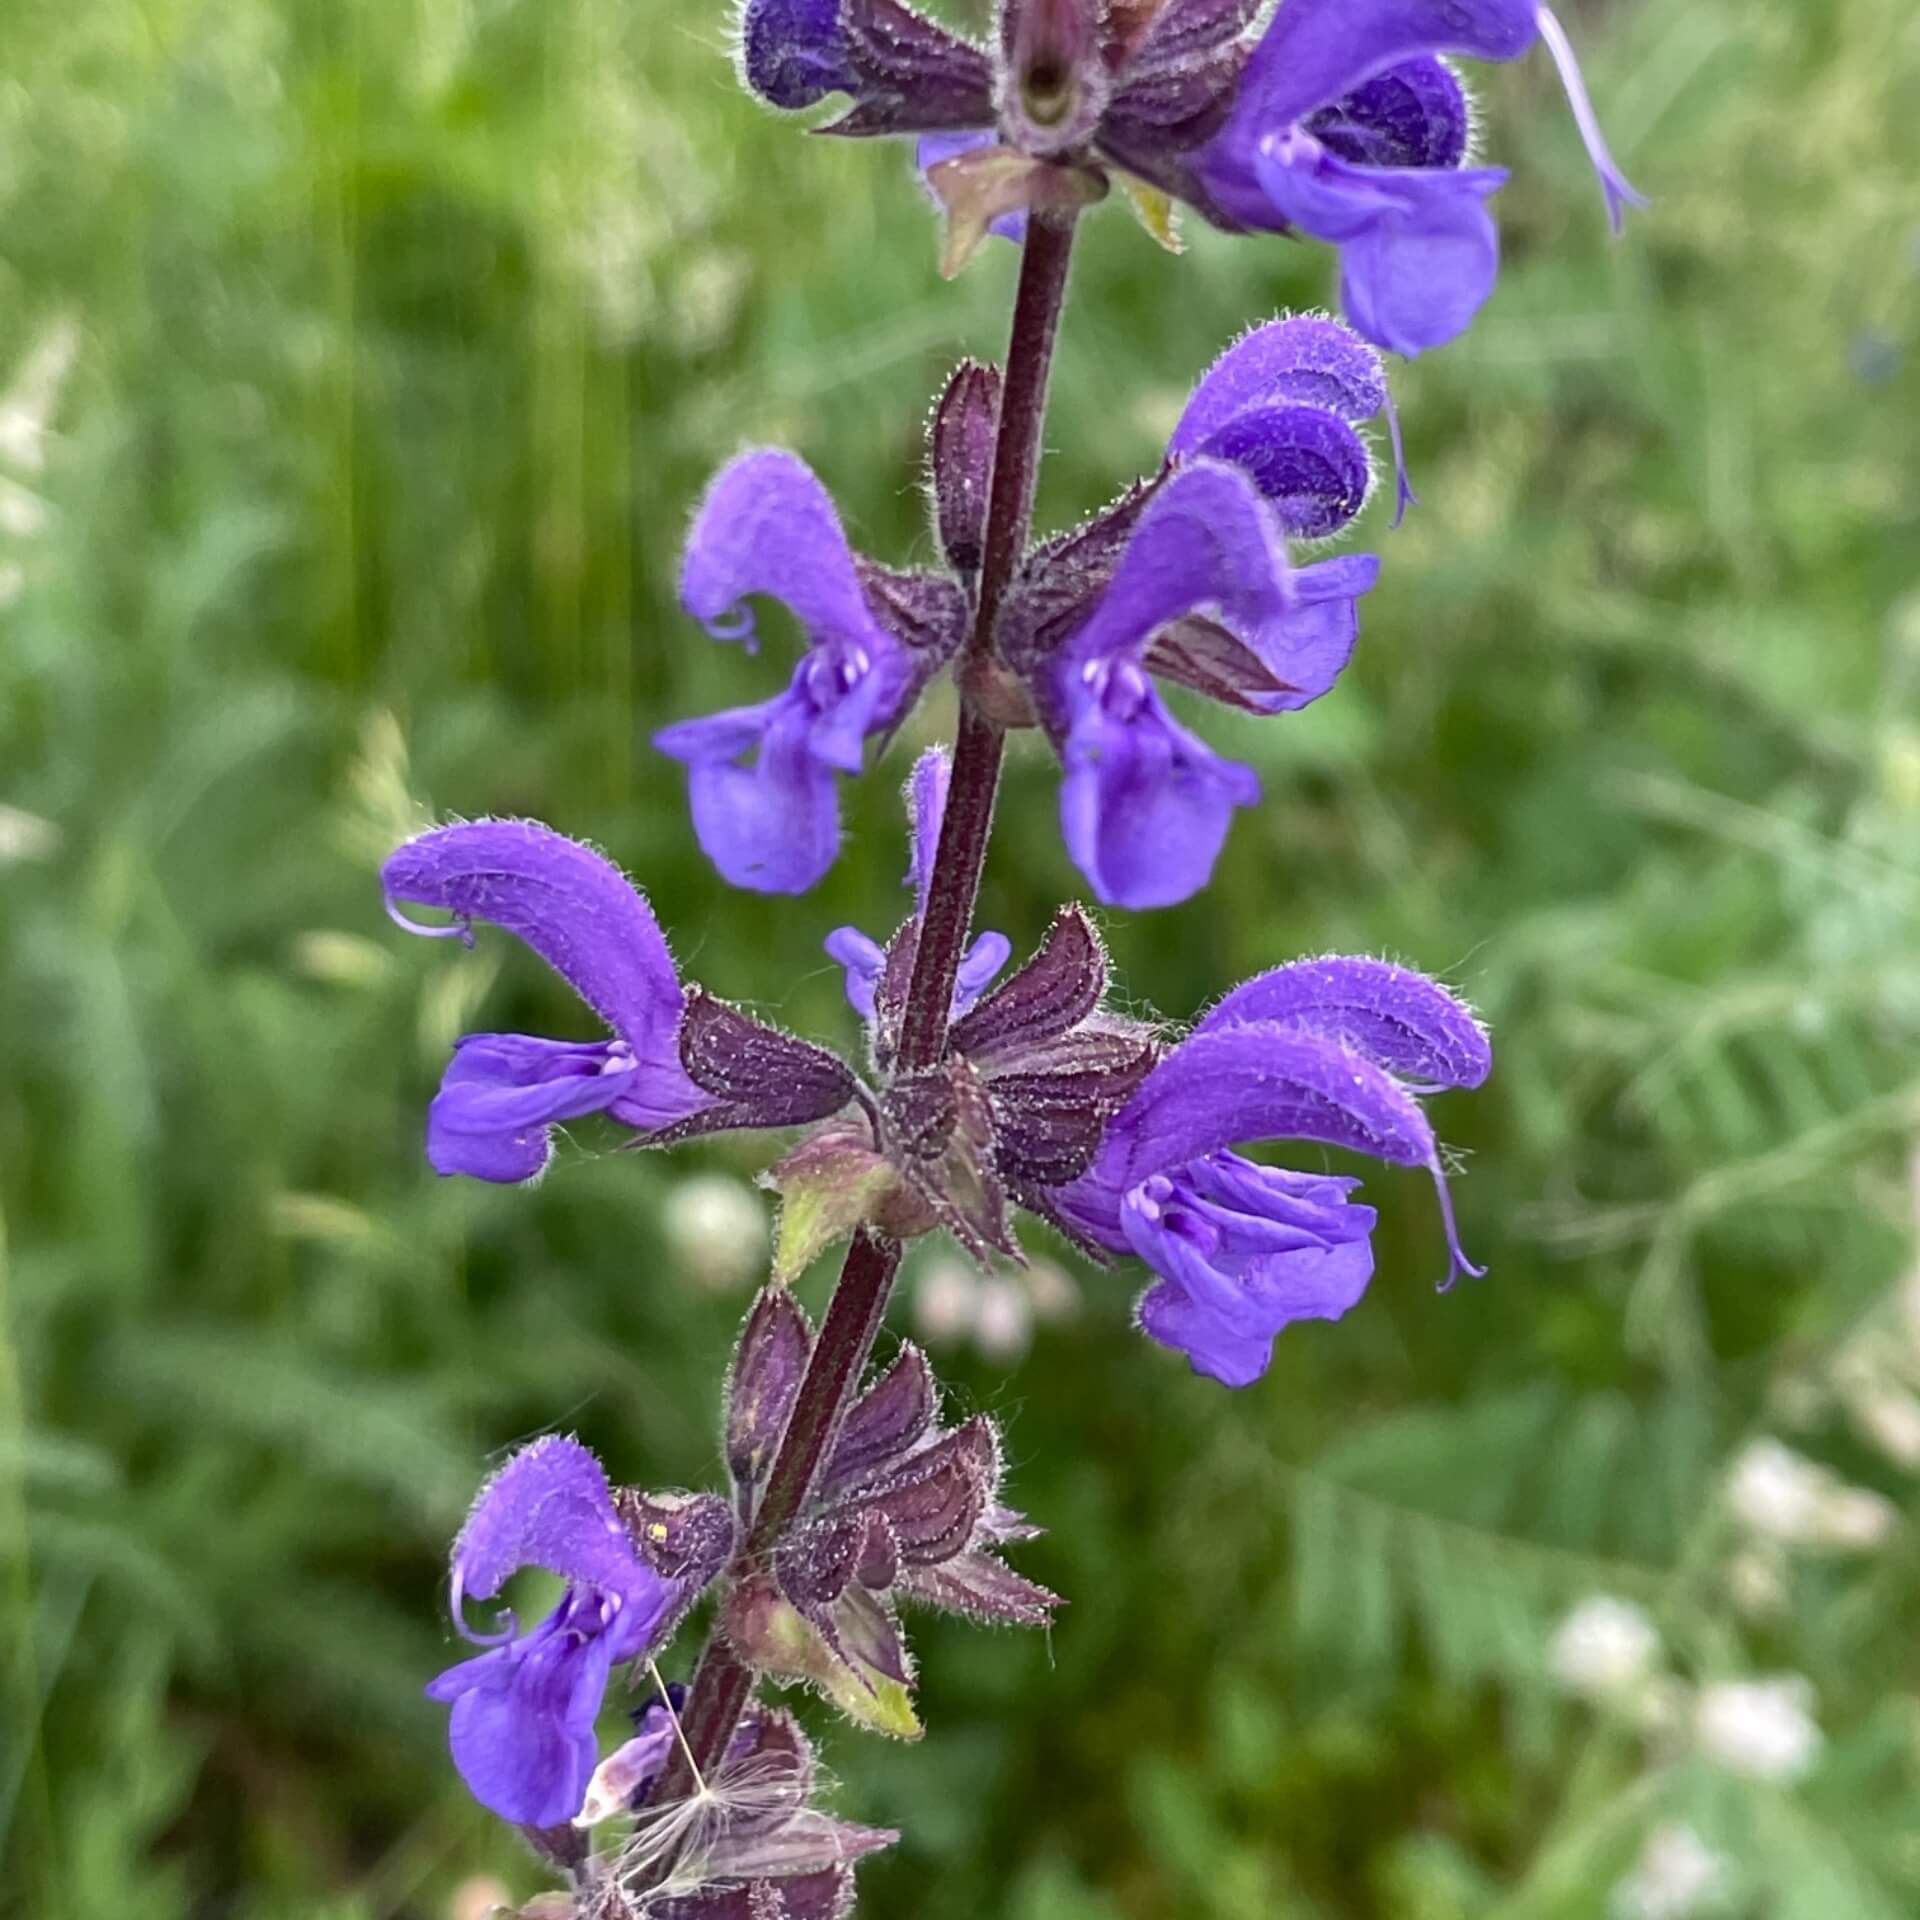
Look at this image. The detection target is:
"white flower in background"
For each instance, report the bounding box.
[1848,1379,1920,1471]
[446,1875,515,1920]
[0,316,79,474]
[1548,1596,1662,1704]
[973,1274,1034,1363]
[1611,1823,1728,1920]
[661,1171,766,1293]
[1725,1545,1787,1621]
[913,1254,1076,1361]
[1726,1439,1826,1540]
[1023,1254,1082,1323]
[913,1254,981,1347]
[1726,1438,1897,1551]
[1821,1484,1899,1549]
[1694,1676,1823,1782]
[0,803,60,865]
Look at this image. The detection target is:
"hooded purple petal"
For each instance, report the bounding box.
[742,0,856,109]
[1234,0,1539,135]
[1186,401,1374,538]
[1096,1021,1439,1185]
[383,821,706,1172]
[1198,954,1491,1089]
[679,450,893,665]
[1172,315,1389,452]
[384,822,685,1058]
[1073,1015,1483,1288]
[450,1435,650,1608]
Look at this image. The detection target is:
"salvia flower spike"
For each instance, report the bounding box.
[373,0,1653,1889]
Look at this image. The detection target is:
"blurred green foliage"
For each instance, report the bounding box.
[4,1,1919,1916]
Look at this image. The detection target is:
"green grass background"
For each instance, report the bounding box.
[4,1,1919,1915]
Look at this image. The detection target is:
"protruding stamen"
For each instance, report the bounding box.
[702,604,759,650]
[1428,1156,1488,1292]
[1381,379,1418,527]
[449,1567,519,1647]
[1536,7,1650,236]
[383,896,475,946]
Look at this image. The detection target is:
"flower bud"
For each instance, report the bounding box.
[928,359,1001,576]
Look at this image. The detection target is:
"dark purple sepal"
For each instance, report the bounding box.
[1102,0,1253,132]
[1147,614,1303,710]
[650,988,862,1142]
[985,1025,1161,1188]
[1116,0,1259,72]
[822,1344,939,1494]
[852,557,972,660]
[851,1416,996,1565]
[927,359,1002,577]
[901,1548,1062,1628]
[613,1488,740,1587]
[652,1871,857,1920]
[948,904,1108,1064]
[727,1289,816,1505]
[880,1059,1018,1261]
[813,0,997,136]
[776,1509,899,1638]
[993,476,1161,679]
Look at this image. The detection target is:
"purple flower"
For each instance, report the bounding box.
[661,320,1382,909]
[655,450,965,895]
[382,820,706,1180]
[425,1437,683,1827]
[1011,318,1389,907]
[383,818,862,1180]
[1195,2,1648,355]
[1048,955,1490,1385]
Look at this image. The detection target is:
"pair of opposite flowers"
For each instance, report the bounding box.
[384,308,1495,1394]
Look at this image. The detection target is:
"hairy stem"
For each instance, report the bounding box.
[655,208,1080,1809]
[894,209,1076,1068]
